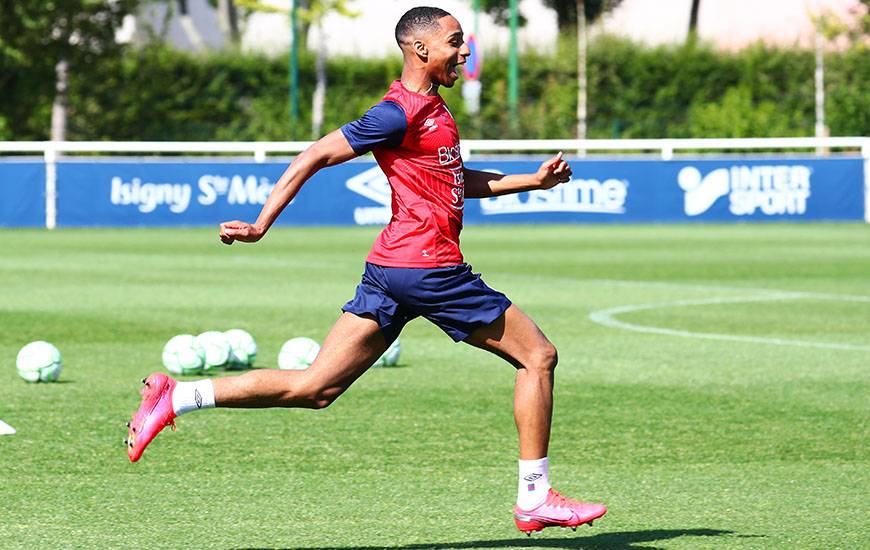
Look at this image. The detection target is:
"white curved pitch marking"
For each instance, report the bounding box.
[583,279,870,303]
[589,294,870,353]
[492,273,870,303]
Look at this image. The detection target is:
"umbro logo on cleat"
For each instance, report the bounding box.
[195,389,203,409]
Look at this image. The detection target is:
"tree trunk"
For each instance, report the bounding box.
[177,0,205,51]
[577,0,587,144]
[688,0,701,40]
[814,30,827,155]
[217,0,240,45]
[312,20,327,139]
[51,59,68,142]
[297,0,311,51]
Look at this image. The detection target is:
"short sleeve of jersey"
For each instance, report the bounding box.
[340,100,407,155]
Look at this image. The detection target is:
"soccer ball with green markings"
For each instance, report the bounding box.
[16,341,63,382]
[195,331,231,370]
[162,334,205,376]
[373,337,401,367]
[224,328,257,369]
[278,337,320,370]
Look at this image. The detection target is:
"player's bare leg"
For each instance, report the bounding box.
[213,312,386,408]
[465,305,556,459]
[126,313,386,461]
[465,304,606,534]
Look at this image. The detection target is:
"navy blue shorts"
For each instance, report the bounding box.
[342,263,512,343]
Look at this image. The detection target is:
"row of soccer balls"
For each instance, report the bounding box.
[13,332,401,383]
[163,330,402,375]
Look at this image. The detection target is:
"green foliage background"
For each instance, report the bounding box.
[2,35,868,141]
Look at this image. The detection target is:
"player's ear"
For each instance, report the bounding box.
[412,39,428,60]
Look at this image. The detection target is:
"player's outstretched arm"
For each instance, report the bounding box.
[463,152,572,199]
[219,129,358,244]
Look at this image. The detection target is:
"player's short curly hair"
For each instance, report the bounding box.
[395,6,452,46]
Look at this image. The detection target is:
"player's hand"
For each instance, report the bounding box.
[536,151,572,190]
[219,221,264,245]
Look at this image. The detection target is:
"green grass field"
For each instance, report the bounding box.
[1,224,868,549]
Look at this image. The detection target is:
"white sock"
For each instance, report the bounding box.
[517,457,552,510]
[171,380,216,416]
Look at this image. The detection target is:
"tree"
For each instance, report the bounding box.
[575,0,623,140]
[176,0,206,50]
[480,0,622,140]
[216,0,240,44]
[0,0,139,140]
[481,0,619,29]
[810,0,869,142]
[296,0,358,138]
[688,0,701,40]
[221,0,358,137]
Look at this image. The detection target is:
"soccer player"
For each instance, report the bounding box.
[126,6,606,535]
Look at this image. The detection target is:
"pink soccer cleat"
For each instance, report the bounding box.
[514,488,607,535]
[125,372,177,462]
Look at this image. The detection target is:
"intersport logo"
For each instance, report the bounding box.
[677,165,811,217]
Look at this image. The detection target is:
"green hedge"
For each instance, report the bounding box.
[4,36,868,141]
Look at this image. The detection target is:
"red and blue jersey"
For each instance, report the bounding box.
[341,80,464,267]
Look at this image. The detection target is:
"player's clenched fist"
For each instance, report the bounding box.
[219,221,264,245]
[536,151,572,190]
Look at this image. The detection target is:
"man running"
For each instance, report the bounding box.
[126,6,606,535]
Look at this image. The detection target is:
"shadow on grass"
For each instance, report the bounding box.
[241,528,749,550]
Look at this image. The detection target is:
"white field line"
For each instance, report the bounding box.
[588,293,870,352]
[489,273,870,350]
[582,278,870,303]
[492,272,870,303]
[0,420,16,436]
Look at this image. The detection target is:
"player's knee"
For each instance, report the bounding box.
[526,342,558,374]
[309,397,333,409]
[298,383,343,409]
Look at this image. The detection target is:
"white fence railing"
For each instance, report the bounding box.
[2,136,869,159]
[1,137,868,228]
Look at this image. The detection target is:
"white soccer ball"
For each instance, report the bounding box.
[225,328,257,369]
[373,337,401,367]
[162,334,206,376]
[195,331,231,370]
[16,341,63,383]
[278,337,320,370]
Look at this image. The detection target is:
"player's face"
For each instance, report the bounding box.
[427,16,470,88]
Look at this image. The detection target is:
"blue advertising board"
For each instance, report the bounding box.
[466,157,865,224]
[0,156,864,227]
[0,161,45,227]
